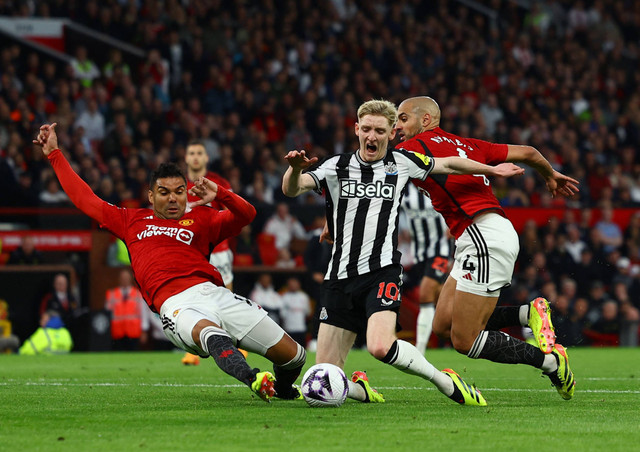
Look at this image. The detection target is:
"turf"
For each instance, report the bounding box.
[1,347,638,451]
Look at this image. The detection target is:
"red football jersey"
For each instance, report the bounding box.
[48,150,255,312]
[396,127,508,238]
[187,171,232,252]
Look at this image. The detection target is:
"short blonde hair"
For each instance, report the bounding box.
[357,99,398,129]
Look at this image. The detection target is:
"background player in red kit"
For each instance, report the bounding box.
[181,140,239,366]
[395,96,578,400]
[33,123,305,402]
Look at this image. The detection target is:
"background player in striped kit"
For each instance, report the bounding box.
[283,99,524,406]
[400,183,452,355]
[395,96,579,400]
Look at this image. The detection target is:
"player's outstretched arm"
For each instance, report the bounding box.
[433,156,525,177]
[282,150,318,197]
[33,123,106,223]
[505,145,579,197]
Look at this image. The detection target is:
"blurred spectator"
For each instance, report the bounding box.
[74,98,105,142]
[550,294,572,346]
[18,310,73,355]
[564,224,588,264]
[39,176,70,206]
[594,203,623,254]
[279,277,311,347]
[39,273,82,341]
[105,268,149,351]
[584,299,620,345]
[69,45,100,88]
[568,297,591,346]
[8,235,44,265]
[263,202,307,252]
[249,273,283,326]
[106,238,131,267]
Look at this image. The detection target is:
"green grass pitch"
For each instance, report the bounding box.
[1,347,638,451]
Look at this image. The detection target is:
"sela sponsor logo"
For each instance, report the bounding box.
[137,224,194,245]
[340,179,395,200]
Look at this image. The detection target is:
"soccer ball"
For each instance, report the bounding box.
[301,363,348,407]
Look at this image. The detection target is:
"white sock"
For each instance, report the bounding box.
[415,304,435,355]
[519,304,529,326]
[541,353,558,373]
[347,379,366,401]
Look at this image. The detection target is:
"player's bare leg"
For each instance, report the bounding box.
[316,323,370,400]
[432,275,456,340]
[370,310,484,405]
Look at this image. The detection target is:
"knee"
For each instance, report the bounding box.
[432,319,450,339]
[450,329,474,355]
[367,339,392,361]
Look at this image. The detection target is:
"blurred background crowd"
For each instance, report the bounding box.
[0,0,639,348]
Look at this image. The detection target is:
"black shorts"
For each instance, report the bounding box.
[320,264,403,335]
[408,256,450,286]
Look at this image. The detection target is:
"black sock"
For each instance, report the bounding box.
[380,340,399,364]
[206,334,257,386]
[273,344,306,399]
[485,306,521,330]
[468,330,545,368]
[273,364,303,398]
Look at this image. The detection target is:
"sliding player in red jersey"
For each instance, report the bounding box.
[395,96,578,400]
[33,123,305,402]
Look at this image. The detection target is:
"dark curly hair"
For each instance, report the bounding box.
[149,163,186,190]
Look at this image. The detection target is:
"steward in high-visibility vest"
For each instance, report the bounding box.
[106,286,147,340]
[105,269,149,350]
[19,312,73,355]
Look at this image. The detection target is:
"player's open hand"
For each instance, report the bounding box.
[546,171,580,198]
[493,163,525,178]
[32,123,59,156]
[189,176,218,206]
[284,150,318,171]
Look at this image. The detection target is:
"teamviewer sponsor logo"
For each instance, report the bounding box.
[137,225,194,245]
[340,179,395,200]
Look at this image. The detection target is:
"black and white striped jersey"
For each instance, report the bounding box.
[307,148,434,280]
[401,183,452,262]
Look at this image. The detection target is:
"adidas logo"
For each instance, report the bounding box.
[462,273,473,281]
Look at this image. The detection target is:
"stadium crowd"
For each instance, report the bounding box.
[0,0,638,346]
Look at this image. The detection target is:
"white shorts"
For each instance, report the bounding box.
[450,213,519,297]
[160,282,283,357]
[209,249,234,286]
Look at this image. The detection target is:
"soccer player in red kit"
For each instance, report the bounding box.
[181,140,238,366]
[33,123,305,402]
[395,96,578,400]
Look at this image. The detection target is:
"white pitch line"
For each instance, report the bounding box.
[1,380,639,394]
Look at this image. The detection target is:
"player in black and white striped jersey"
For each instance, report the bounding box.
[400,183,452,355]
[283,99,524,406]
